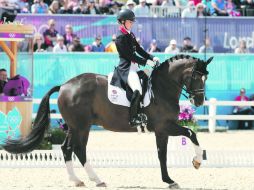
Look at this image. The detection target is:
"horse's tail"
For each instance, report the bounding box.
[3,86,61,154]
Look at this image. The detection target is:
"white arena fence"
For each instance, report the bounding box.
[33,98,254,133]
[1,149,254,168]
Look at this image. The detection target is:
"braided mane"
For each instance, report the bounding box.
[151,54,209,77]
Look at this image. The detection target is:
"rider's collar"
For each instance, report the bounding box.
[119,26,130,34]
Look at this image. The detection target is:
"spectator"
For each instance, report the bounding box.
[134,0,150,16]
[226,0,241,16]
[174,0,189,9]
[53,35,68,52]
[68,0,79,9]
[182,1,197,18]
[105,34,117,52]
[73,0,86,13]
[199,37,214,53]
[108,1,121,15]
[84,45,92,52]
[241,0,254,9]
[97,0,109,14]
[242,0,254,16]
[233,88,253,129]
[161,0,174,6]
[180,37,198,53]
[83,0,101,14]
[196,2,210,17]
[126,0,136,11]
[0,0,8,7]
[249,93,254,110]
[136,37,143,48]
[0,68,7,95]
[58,0,74,14]
[147,0,160,5]
[202,0,213,13]
[16,0,30,13]
[234,40,249,54]
[68,37,85,52]
[33,33,46,52]
[31,0,49,14]
[48,0,59,14]
[43,19,58,51]
[210,0,229,16]
[18,40,29,52]
[164,39,180,54]
[193,0,202,5]
[63,24,77,47]
[147,39,161,53]
[91,35,105,52]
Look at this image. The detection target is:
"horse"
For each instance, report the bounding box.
[3,54,213,189]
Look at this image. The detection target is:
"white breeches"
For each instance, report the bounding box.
[127,71,142,95]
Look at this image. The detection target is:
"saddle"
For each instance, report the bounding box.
[108,71,153,107]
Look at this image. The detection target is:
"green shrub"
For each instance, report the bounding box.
[50,128,66,144]
[37,139,52,150]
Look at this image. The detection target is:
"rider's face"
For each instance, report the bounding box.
[124,20,134,30]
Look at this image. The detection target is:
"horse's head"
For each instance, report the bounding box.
[151,55,213,107]
[182,56,213,107]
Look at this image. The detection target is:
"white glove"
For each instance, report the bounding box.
[146,59,155,67]
[153,57,160,63]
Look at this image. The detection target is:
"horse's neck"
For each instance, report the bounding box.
[152,62,184,102]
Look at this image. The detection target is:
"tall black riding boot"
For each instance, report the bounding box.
[129,90,147,127]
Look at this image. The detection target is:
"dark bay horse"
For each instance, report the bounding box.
[3,54,213,189]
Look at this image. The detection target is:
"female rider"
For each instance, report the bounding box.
[110,9,159,127]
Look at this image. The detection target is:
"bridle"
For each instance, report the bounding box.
[184,65,206,100]
[153,62,206,100]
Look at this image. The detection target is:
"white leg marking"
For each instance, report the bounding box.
[84,162,102,184]
[137,126,142,134]
[144,126,150,134]
[66,161,82,183]
[193,144,203,163]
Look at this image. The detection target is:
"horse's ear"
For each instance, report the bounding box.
[206,57,214,65]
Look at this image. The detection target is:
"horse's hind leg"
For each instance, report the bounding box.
[73,128,106,187]
[168,122,203,169]
[61,129,84,186]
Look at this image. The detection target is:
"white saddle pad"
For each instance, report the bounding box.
[108,72,152,107]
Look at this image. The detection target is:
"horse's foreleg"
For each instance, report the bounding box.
[61,131,84,186]
[84,162,106,187]
[168,123,203,169]
[155,134,179,188]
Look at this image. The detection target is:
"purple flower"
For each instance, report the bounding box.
[178,105,195,121]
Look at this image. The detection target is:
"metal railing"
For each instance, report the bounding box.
[150,6,181,17]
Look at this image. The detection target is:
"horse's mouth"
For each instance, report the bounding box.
[190,98,204,107]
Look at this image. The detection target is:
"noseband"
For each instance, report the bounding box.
[182,64,206,100]
[186,70,206,99]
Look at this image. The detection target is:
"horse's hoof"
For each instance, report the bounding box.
[75,181,85,187]
[192,159,201,169]
[96,182,107,187]
[168,182,180,189]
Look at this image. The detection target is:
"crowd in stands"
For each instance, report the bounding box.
[0,0,254,17]
[22,18,250,54]
[16,17,251,54]
[0,0,253,53]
